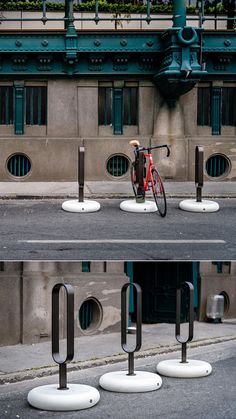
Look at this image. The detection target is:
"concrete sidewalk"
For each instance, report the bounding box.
[0,320,235,385]
[0,181,235,199]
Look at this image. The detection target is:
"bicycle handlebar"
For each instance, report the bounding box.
[134,144,170,157]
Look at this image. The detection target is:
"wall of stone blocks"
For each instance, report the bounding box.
[0,78,235,182]
[0,261,128,346]
[199,262,236,321]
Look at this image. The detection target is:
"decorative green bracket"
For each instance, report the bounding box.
[14,82,24,135]
[64,0,78,67]
[211,87,221,135]
[113,88,123,135]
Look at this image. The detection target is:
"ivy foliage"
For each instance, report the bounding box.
[0,0,228,14]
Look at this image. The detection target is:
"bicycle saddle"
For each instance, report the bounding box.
[129,139,140,147]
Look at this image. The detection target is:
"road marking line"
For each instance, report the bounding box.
[18,239,225,244]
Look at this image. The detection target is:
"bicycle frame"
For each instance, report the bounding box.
[143,152,155,192]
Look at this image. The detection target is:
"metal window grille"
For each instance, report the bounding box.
[98,86,138,128]
[206,154,228,178]
[79,300,93,330]
[98,87,112,126]
[123,87,138,125]
[82,261,91,272]
[7,154,31,177]
[197,87,211,126]
[222,87,236,126]
[0,86,14,125]
[25,86,47,125]
[107,155,129,177]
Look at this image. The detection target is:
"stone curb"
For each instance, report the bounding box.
[0,193,235,200]
[1,335,235,385]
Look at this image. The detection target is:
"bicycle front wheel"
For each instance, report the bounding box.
[151,168,167,217]
[131,162,138,197]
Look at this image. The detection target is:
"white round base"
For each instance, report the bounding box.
[27,384,100,411]
[179,199,219,213]
[99,370,162,393]
[157,359,212,378]
[62,199,100,213]
[120,200,157,213]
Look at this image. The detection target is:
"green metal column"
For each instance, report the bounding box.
[173,0,186,28]
[211,87,221,135]
[64,0,74,30]
[14,82,24,135]
[113,88,123,135]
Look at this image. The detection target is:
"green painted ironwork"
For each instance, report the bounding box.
[107,155,129,177]
[206,154,228,178]
[14,82,24,135]
[173,0,186,28]
[7,153,31,177]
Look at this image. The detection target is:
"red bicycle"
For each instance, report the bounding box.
[130,140,170,217]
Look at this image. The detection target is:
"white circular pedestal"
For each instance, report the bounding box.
[157,359,212,378]
[62,199,100,213]
[27,384,100,411]
[99,371,162,393]
[179,199,219,213]
[120,200,157,213]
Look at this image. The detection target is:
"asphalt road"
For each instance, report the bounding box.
[0,340,235,418]
[0,198,235,260]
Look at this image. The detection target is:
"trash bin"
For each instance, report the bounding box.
[206,294,224,323]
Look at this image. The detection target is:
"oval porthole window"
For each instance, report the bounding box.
[107,154,129,177]
[205,154,230,178]
[78,298,102,334]
[7,153,31,178]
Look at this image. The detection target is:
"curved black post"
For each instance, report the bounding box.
[195,146,204,202]
[78,146,85,203]
[175,281,194,363]
[52,283,74,389]
[121,283,142,376]
[136,151,145,203]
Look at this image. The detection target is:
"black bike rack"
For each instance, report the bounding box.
[195,146,204,203]
[121,282,142,375]
[135,151,145,203]
[175,281,194,363]
[78,146,85,203]
[52,283,74,390]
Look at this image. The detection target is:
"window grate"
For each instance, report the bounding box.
[82,261,91,272]
[25,86,47,125]
[197,87,211,127]
[107,155,129,177]
[79,300,93,330]
[7,154,31,177]
[98,85,138,133]
[206,154,228,178]
[0,86,14,125]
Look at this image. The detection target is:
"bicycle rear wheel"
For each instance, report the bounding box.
[151,168,167,217]
[131,162,138,197]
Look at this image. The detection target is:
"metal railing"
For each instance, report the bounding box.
[0,0,235,29]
